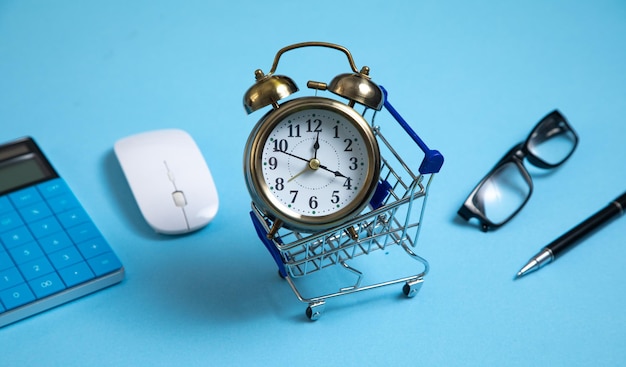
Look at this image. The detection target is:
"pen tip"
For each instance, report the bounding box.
[515,258,540,280]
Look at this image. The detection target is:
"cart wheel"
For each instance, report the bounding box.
[402,278,424,298]
[305,301,326,321]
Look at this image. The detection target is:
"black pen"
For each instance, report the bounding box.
[515,191,626,279]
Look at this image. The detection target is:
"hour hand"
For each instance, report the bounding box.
[313,131,320,159]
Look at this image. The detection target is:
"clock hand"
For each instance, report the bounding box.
[313,131,320,159]
[279,150,310,163]
[318,163,348,179]
[288,158,321,182]
[288,166,310,182]
[280,149,346,180]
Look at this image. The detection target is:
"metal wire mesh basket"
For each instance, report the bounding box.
[250,86,443,320]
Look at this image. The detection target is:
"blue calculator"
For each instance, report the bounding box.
[0,137,124,328]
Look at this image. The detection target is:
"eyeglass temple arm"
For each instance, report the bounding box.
[380,86,444,174]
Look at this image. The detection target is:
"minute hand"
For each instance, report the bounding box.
[279,150,310,163]
[318,163,348,178]
[279,150,347,179]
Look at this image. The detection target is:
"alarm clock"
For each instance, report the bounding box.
[243,42,384,237]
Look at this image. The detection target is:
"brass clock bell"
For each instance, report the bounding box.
[244,42,383,113]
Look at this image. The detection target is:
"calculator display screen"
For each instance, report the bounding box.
[0,138,57,195]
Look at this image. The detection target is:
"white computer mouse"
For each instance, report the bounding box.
[114,129,219,235]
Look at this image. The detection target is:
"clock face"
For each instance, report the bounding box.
[245,97,380,232]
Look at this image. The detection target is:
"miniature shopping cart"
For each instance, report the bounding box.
[250,86,443,320]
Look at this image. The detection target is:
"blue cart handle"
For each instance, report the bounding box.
[380,86,444,174]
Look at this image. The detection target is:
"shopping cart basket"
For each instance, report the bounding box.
[250,86,443,320]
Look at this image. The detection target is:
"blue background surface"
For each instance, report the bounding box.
[1,1,625,366]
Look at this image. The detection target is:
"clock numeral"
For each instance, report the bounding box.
[288,124,301,137]
[343,177,352,190]
[306,118,322,133]
[309,196,318,209]
[268,157,278,170]
[331,190,340,204]
[275,177,284,191]
[273,139,288,152]
[344,138,353,151]
[349,157,358,170]
[289,190,298,203]
[333,125,340,139]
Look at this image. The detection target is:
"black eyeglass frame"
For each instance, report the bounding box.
[457,110,578,232]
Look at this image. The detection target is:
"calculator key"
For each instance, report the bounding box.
[18,202,53,223]
[0,251,13,271]
[57,207,90,229]
[67,222,100,243]
[29,273,66,298]
[0,283,36,310]
[37,178,70,199]
[0,197,12,215]
[10,188,43,208]
[37,231,73,254]
[49,246,83,270]
[88,252,123,277]
[0,267,24,291]
[0,211,23,234]
[58,262,95,287]
[8,187,43,209]
[19,257,55,281]
[77,236,111,259]
[1,227,35,249]
[28,216,63,239]
[9,242,44,265]
[46,193,80,214]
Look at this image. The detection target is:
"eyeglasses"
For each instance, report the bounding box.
[457,110,578,232]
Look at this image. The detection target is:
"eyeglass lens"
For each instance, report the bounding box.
[474,162,531,226]
[526,113,578,167]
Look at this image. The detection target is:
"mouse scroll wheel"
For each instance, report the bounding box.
[172,190,187,207]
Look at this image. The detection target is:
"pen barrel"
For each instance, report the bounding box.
[549,195,626,257]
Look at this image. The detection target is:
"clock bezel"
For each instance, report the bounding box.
[244,96,381,232]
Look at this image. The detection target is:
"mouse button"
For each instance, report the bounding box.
[172,190,187,207]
